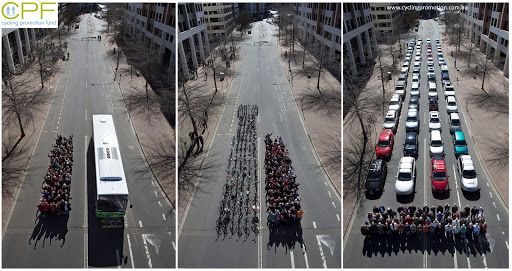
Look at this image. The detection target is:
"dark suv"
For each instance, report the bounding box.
[365,159,387,195]
[403,132,418,158]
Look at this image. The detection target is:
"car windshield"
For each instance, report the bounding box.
[455,140,466,146]
[97,195,128,212]
[390,101,399,106]
[405,143,415,149]
[448,101,456,106]
[385,117,394,122]
[398,172,412,181]
[463,169,477,179]
[367,171,380,180]
[407,116,417,122]
[433,171,447,180]
[378,140,389,147]
[432,140,442,147]
[431,117,439,123]
[452,119,460,126]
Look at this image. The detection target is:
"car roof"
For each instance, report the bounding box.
[386,111,396,118]
[410,95,419,101]
[370,159,384,171]
[430,111,439,118]
[450,112,460,119]
[399,157,414,169]
[432,159,446,171]
[407,110,418,116]
[405,132,417,140]
[454,130,465,139]
[447,96,456,102]
[431,130,441,138]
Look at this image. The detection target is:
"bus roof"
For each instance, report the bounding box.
[93,115,129,196]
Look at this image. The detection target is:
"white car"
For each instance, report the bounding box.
[443,82,455,96]
[429,111,442,131]
[457,155,479,192]
[412,67,421,76]
[412,75,420,84]
[414,56,421,62]
[411,82,420,97]
[406,109,419,132]
[415,51,421,57]
[414,61,421,68]
[427,67,435,73]
[395,157,416,195]
[403,61,410,70]
[439,59,446,66]
[383,110,398,131]
[426,39,431,44]
[416,44,422,50]
[389,95,402,112]
[430,130,444,157]
[427,48,432,54]
[446,96,458,113]
[437,52,443,58]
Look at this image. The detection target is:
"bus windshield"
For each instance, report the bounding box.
[97,195,128,212]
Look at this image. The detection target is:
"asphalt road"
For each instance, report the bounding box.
[178,20,341,268]
[2,14,175,268]
[343,19,508,268]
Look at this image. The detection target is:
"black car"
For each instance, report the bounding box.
[403,132,418,158]
[365,159,387,195]
[429,96,438,111]
[408,95,419,110]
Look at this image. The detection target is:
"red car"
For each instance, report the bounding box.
[431,158,449,193]
[375,129,394,160]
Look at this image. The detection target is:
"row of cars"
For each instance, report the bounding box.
[367,38,479,197]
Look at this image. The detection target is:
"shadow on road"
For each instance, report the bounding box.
[266,221,306,253]
[361,232,491,258]
[462,190,481,201]
[85,138,125,267]
[29,214,69,248]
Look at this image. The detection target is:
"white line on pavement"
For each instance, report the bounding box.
[158,201,162,208]
[489,191,493,198]
[466,255,471,268]
[336,214,340,221]
[303,246,309,268]
[162,213,166,221]
[315,235,328,268]
[424,138,428,205]
[85,109,87,121]
[482,254,487,268]
[84,135,88,268]
[486,182,490,187]
[324,182,327,186]
[290,251,295,268]
[506,241,509,250]
[257,137,263,269]
[139,220,143,228]
[496,214,500,221]
[453,165,462,206]
[331,201,336,208]
[141,234,153,268]
[154,190,158,197]
[126,234,135,268]
[328,191,331,198]
[313,221,317,229]
[492,202,497,208]
[172,242,176,251]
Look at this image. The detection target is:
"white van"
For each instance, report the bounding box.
[430,130,444,157]
[428,82,437,98]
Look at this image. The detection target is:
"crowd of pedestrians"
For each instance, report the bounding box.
[37,135,73,217]
[361,204,487,240]
[265,134,304,225]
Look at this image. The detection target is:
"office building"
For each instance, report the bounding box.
[124,3,175,72]
[2,28,37,73]
[343,3,377,76]
[370,3,403,41]
[203,3,238,42]
[178,3,210,80]
[463,3,509,77]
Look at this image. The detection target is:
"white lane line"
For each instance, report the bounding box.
[290,250,295,268]
[141,234,153,268]
[154,190,158,197]
[424,138,428,205]
[162,213,167,221]
[313,221,317,229]
[453,165,462,206]
[85,109,87,121]
[331,201,336,208]
[126,233,135,268]
[336,214,340,221]
[84,135,88,268]
[482,254,487,268]
[315,235,328,268]
[139,220,143,228]
[489,191,493,198]
[466,257,471,268]
[158,201,162,208]
[492,202,497,208]
[327,191,331,198]
[505,241,509,250]
[486,182,490,187]
[453,249,458,268]
[324,182,327,186]
[257,137,263,269]
[303,246,310,268]
[496,214,500,221]
[172,242,176,251]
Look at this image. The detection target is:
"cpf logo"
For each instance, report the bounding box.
[1,1,57,20]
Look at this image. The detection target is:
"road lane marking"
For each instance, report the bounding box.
[257,137,263,269]
[85,109,87,120]
[492,202,496,208]
[496,214,500,221]
[315,235,328,268]
[139,220,143,228]
[290,250,295,268]
[141,234,153,268]
[126,234,135,267]
[328,191,331,198]
[336,214,340,221]
[303,246,309,268]
[324,182,327,186]
[172,241,176,251]
[162,213,166,221]
[482,254,487,268]
[506,241,509,250]
[84,135,88,268]
[489,191,493,198]
[453,165,462,206]
[486,182,490,187]
[313,221,317,229]
[158,201,162,208]
[423,137,427,205]
[331,201,336,208]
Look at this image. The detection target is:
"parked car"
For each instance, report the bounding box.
[365,159,387,195]
[446,96,458,113]
[443,82,455,96]
[395,157,416,195]
[428,82,438,99]
[383,110,399,132]
[376,129,395,160]
[403,132,418,158]
[431,158,449,193]
[395,81,406,98]
[430,130,444,157]
[452,130,469,157]
[389,95,402,113]
[411,82,420,97]
[449,112,461,133]
[406,109,419,132]
[408,95,419,110]
[429,96,438,111]
[457,155,479,192]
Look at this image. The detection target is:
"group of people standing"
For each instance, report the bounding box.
[37,135,73,217]
[264,134,304,225]
[361,204,487,240]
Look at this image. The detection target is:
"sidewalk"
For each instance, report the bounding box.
[275,38,341,194]
[102,35,176,207]
[177,41,241,221]
[440,36,509,206]
[2,50,64,234]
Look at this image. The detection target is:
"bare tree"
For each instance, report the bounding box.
[61,3,80,32]
[319,134,341,177]
[236,11,252,33]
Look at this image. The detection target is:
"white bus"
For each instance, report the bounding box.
[92,115,129,228]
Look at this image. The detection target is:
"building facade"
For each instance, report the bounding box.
[295,3,342,74]
[203,3,238,42]
[2,28,37,73]
[343,3,377,76]
[124,3,175,73]
[177,3,210,80]
[463,3,509,77]
[370,3,403,41]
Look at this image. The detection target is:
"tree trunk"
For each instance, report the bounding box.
[8,79,25,138]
